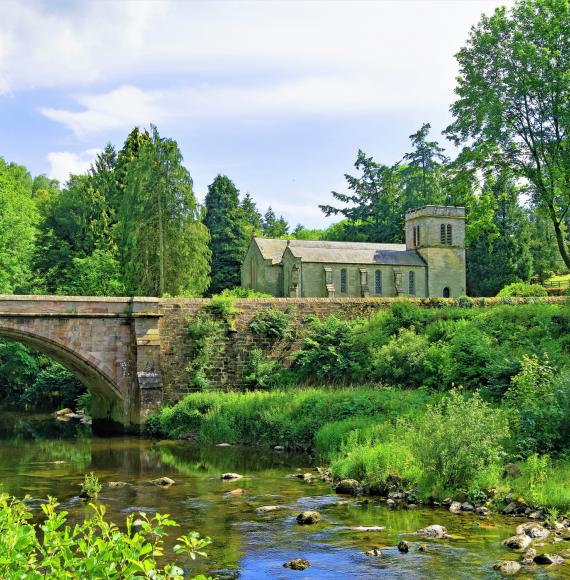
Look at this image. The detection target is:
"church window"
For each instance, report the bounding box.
[413,226,417,247]
[375,270,382,294]
[446,224,452,245]
[416,225,420,246]
[440,224,446,244]
[340,268,347,293]
[443,287,451,298]
[408,271,415,296]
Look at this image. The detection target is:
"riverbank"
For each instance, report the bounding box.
[151,386,570,515]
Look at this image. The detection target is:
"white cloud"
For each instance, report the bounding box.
[47,148,100,184]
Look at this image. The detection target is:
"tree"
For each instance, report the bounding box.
[262,207,289,237]
[240,193,263,235]
[119,126,210,296]
[204,175,248,294]
[466,173,533,296]
[446,0,570,268]
[402,123,449,206]
[320,150,405,242]
[291,224,326,240]
[528,207,565,281]
[0,159,38,293]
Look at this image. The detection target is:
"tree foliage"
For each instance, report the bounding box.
[446,0,570,268]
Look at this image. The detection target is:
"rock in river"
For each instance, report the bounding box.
[226,488,245,496]
[502,534,531,550]
[398,540,409,553]
[296,511,321,525]
[149,477,175,487]
[335,479,360,495]
[492,560,521,575]
[515,522,549,539]
[255,505,284,514]
[417,525,448,539]
[533,553,564,565]
[107,481,129,488]
[449,501,462,514]
[283,559,310,570]
[221,473,243,480]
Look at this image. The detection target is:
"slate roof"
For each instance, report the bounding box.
[253,238,426,267]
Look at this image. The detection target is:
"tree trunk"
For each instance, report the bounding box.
[548,203,570,269]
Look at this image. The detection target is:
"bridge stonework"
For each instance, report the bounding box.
[2,295,566,431]
[0,296,163,432]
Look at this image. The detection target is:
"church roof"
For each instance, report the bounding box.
[253,238,426,267]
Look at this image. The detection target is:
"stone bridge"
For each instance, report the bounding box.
[0,296,162,432]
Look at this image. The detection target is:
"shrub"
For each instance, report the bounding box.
[79,472,101,500]
[370,327,430,388]
[242,349,285,390]
[497,282,547,297]
[454,295,475,308]
[216,287,272,298]
[0,495,211,579]
[185,313,224,390]
[249,309,294,340]
[291,315,365,383]
[503,354,567,456]
[410,389,509,494]
[207,295,240,329]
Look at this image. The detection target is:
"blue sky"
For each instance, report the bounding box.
[0,0,510,228]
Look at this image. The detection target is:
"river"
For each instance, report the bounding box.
[0,411,566,579]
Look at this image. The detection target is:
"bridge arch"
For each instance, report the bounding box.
[0,326,126,431]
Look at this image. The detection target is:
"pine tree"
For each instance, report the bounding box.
[262,206,289,237]
[119,126,210,296]
[240,193,263,234]
[204,175,248,294]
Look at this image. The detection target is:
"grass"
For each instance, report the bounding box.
[546,272,570,284]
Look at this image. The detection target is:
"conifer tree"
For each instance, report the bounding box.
[204,174,248,294]
[120,126,210,296]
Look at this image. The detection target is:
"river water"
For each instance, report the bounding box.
[0,411,567,579]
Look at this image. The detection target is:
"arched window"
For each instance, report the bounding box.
[375,270,382,295]
[416,225,420,247]
[408,271,415,296]
[340,268,348,294]
[413,226,417,247]
[250,258,257,289]
[443,287,451,298]
[440,223,446,244]
[446,224,452,245]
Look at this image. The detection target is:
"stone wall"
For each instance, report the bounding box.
[157,295,568,404]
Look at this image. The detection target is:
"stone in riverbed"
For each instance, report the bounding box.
[149,477,175,487]
[255,505,284,514]
[107,481,129,488]
[386,499,396,509]
[296,511,321,525]
[461,502,474,512]
[417,525,448,539]
[365,548,383,557]
[351,526,385,532]
[283,559,310,570]
[56,408,73,416]
[449,501,462,514]
[515,522,549,539]
[221,473,243,480]
[492,560,521,575]
[226,488,245,496]
[397,540,409,553]
[216,443,232,447]
[522,548,537,565]
[274,445,285,451]
[503,502,519,515]
[335,479,360,495]
[475,506,489,516]
[533,553,564,565]
[502,534,531,550]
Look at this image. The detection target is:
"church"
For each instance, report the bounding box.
[241,205,466,298]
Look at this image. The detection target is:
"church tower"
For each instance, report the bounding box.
[405,206,466,298]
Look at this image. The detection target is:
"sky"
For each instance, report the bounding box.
[0,0,511,228]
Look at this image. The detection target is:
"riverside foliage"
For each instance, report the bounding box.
[154,301,570,510]
[0,495,211,579]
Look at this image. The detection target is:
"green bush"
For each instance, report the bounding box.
[215,287,272,298]
[411,389,509,494]
[249,308,294,340]
[185,313,224,390]
[242,349,285,390]
[504,355,568,457]
[0,495,211,579]
[497,282,547,297]
[371,327,430,388]
[206,295,240,329]
[291,315,366,383]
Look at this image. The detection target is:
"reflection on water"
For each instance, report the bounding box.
[0,412,566,579]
